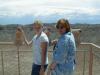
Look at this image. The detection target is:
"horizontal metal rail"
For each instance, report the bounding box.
[80,42,100,49]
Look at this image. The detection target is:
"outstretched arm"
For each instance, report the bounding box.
[24,37,32,46]
[22,29,32,46]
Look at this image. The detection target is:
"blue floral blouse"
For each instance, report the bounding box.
[51,32,76,75]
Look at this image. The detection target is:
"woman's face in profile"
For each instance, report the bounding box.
[57,24,66,35]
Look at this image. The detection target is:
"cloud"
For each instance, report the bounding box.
[0,0,100,24]
[0,0,100,17]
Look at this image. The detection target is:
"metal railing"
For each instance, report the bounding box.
[0,43,32,75]
[79,43,100,75]
[0,28,100,75]
[0,42,100,75]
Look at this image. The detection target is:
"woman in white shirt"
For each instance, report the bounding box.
[23,21,49,75]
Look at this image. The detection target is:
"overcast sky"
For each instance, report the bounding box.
[0,0,100,24]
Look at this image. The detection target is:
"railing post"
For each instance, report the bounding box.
[82,50,86,75]
[89,45,93,75]
[17,46,21,75]
[1,49,4,75]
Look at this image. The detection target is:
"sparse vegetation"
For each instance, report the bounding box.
[0,24,100,45]
[0,24,100,75]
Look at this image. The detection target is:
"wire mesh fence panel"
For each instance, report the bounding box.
[0,45,5,75]
[3,51,18,75]
[0,51,3,75]
[0,44,33,75]
[93,51,100,75]
[93,55,100,75]
[74,50,89,75]
[0,44,18,75]
[20,51,32,75]
[19,45,33,75]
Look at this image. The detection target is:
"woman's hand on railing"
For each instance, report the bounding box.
[51,39,58,45]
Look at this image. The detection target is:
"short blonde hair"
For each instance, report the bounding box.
[33,20,43,27]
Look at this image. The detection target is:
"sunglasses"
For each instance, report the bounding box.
[57,26,65,29]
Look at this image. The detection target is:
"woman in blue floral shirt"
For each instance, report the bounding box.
[48,19,76,75]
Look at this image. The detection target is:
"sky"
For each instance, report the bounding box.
[0,0,100,24]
